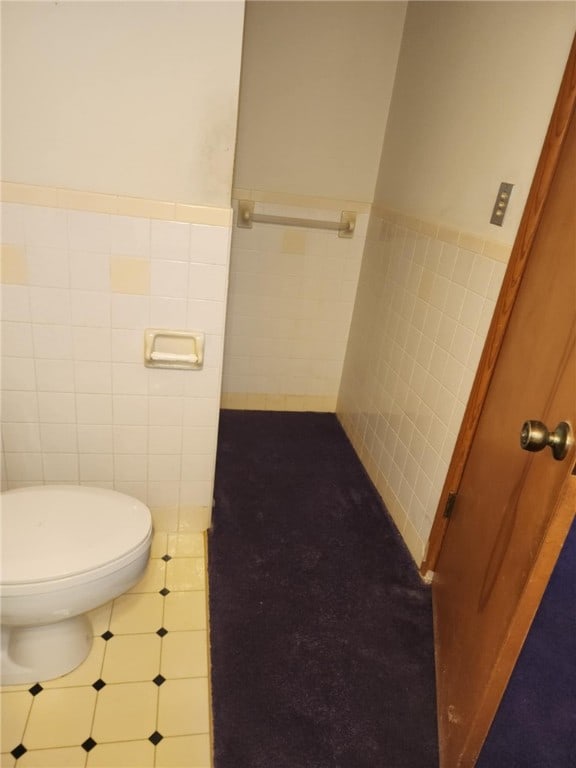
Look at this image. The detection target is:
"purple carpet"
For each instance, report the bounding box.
[477,515,576,767]
[208,411,438,768]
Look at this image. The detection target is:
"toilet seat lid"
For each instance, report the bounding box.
[1,485,152,584]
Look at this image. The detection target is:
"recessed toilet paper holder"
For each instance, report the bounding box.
[144,329,204,370]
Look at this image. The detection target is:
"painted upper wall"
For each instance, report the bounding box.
[233,0,407,203]
[375,1,576,242]
[1,1,245,208]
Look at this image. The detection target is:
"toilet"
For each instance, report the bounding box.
[1,485,152,686]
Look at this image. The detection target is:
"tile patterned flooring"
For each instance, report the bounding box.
[0,532,212,767]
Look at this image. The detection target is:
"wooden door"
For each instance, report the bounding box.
[432,47,576,768]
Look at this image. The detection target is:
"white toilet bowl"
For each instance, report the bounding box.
[1,485,152,685]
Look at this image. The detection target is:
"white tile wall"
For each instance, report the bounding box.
[0,202,231,529]
[337,211,508,562]
[222,201,368,409]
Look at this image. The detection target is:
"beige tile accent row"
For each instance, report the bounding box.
[220,392,337,413]
[372,205,512,263]
[232,187,372,214]
[0,182,232,227]
[229,194,511,262]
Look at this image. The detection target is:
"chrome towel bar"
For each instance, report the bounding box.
[237,200,356,238]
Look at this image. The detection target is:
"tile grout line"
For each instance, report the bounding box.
[53,573,142,758]
[83,591,111,767]
[155,546,170,766]
[14,683,35,764]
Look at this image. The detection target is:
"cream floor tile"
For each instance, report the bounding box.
[165,558,205,591]
[163,592,206,632]
[151,531,168,558]
[175,511,209,531]
[17,746,87,767]
[0,754,16,767]
[128,558,166,594]
[42,638,105,689]
[160,631,208,679]
[101,633,162,683]
[1,684,30,707]
[91,682,157,743]
[0,682,31,693]
[86,739,154,767]
[23,687,97,750]
[109,593,164,635]
[1,690,32,754]
[157,678,210,737]
[155,734,211,767]
[167,532,204,558]
[87,601,113,636]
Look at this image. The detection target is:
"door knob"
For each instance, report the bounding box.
[520,420,572,461]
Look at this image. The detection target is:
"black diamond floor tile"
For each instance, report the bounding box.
[149,731,163,745]
[81,737,97,752]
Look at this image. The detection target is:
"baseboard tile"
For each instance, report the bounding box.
[150,505,211,533]
[220,392,337,412]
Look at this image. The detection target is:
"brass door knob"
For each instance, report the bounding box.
[520,420,572,461]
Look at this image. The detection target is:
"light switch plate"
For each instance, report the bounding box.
[490,182,514,226]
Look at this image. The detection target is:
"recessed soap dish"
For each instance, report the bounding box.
[144,329,204,370]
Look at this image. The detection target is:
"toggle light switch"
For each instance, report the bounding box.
[490,182,514,226]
